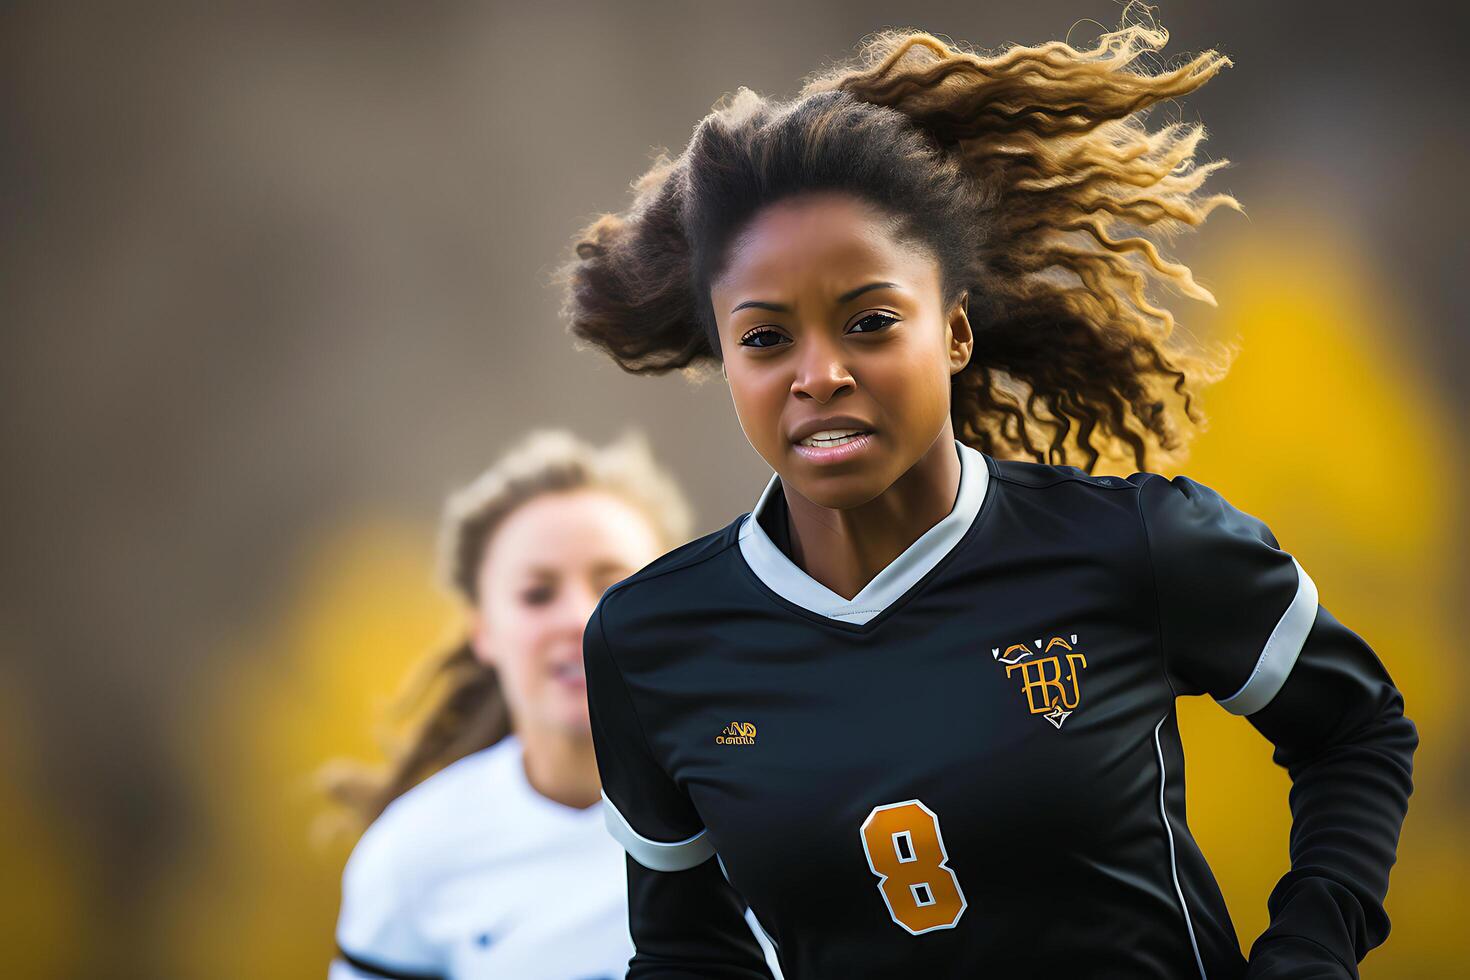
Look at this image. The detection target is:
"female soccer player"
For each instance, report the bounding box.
[560,16,1418,980]
[324,430,782,979]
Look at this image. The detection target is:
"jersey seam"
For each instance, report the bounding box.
[603,521,743,600]
[991,471,1134,492]
[595,600,697,825]
[1136,475,1182,702]
[1153,715,1210,980]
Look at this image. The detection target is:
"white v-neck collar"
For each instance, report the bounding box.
[737,439,990,625]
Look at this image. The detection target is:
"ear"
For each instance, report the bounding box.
[467,609,497,669]
[947,292,975,375]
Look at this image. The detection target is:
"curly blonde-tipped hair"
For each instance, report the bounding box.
[319,428,693,829]
[561,4,1241,473]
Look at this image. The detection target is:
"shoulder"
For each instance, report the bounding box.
[335,749,518,973]
[989,455,1136,493]
[379,740,513,836]
[344,742,515,896]
[594,517,746,629]
[990,456,1270,536]
[1131,469,1281,557]
[610,517,745,596]
[985,456,1161,551]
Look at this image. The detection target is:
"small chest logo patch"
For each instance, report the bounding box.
[716,721,757,745]
[992,633,1088,729]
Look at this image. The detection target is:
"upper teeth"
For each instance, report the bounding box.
[800,429,868,447]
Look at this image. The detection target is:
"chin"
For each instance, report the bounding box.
[549,699,592,735]
[786,464,895,511]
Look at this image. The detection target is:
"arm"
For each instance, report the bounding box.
[329,952,443,980]
[1240,604,1416,978]
[623,857,781,978]
[584,598,775,979]
[1139,474,1417,979]
[330,808,444,980]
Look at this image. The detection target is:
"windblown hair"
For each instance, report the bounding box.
[318,429,693,830]
[561,4,1241,472]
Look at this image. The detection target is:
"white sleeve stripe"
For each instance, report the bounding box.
[1216,555,1319,716]
[601,790,714,872]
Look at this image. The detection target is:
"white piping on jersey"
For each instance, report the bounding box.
[743,907,784,979]
[1154,715,1208,980]
[601,790,715,872]
[737,439,990,625]
[1215,555,1318,716]
[717,855,788,980]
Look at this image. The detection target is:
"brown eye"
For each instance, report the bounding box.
[521,585,555,606]
[847,313,898,334]
[739,327,789,349]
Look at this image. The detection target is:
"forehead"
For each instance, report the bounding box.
[713,193,935,299]
[479,490,658,577]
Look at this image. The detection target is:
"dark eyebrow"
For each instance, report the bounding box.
[729,281,899,316]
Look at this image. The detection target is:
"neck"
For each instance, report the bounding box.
[782,427,962,601]
[517,724,602,810]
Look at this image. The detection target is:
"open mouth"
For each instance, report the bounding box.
[552,662,585,685]
[791,429,878,463]
[795,428,875,448]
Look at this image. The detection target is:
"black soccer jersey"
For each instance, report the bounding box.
[584,440,1416,979]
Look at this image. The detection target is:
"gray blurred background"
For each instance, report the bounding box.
[2,2,1465,976]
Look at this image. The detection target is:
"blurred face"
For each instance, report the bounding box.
[709,191,973,509]
[470,489,664,735]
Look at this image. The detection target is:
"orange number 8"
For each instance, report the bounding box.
[859,799,967,935]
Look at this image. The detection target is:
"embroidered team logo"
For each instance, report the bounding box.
[716,721,757,746]
[991,633,1088,729]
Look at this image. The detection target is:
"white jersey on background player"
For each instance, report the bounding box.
[330,733,781,980]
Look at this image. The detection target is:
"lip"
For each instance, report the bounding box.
[551,663,586,689]
[792,430,878,465]
[788,415,878,445]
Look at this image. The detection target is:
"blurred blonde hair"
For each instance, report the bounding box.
[318,428,693,831]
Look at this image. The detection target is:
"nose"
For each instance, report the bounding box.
[790,333,855,403]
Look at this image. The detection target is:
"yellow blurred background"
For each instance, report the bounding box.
[3,3,1465,977]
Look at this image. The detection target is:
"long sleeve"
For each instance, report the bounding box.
[1239,604,1417,978]
[623,857,780,979]
[584,597,776,979]
[1138,473,1418,978]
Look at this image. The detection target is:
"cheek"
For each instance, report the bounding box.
[867,338,950,411]
[485,611,551,677]
[728,371,787,442]
[496,641,555,713]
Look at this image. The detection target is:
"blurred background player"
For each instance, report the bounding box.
[320,429,733,979]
